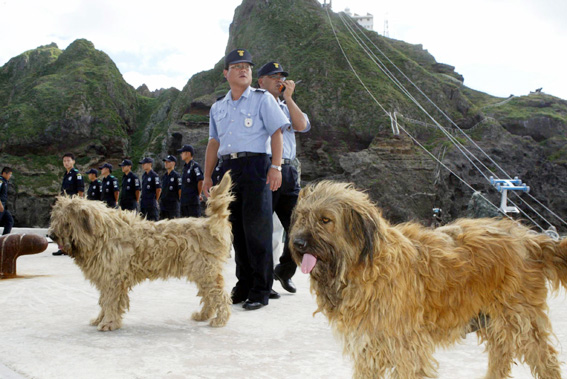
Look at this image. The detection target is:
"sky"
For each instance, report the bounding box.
[1,0,566,99]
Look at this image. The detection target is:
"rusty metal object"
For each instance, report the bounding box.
[0,234,48,279]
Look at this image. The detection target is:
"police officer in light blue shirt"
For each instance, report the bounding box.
[258,61,311,295]
[203,48,290,311]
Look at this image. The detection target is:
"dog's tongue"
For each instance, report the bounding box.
[301,254,317,274]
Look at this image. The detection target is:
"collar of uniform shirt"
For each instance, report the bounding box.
[225,86,252,103]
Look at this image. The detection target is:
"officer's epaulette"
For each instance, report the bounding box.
[251,88,266,93]
[216,95,226,102]
[71,168,79,172]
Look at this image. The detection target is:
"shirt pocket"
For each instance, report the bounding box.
[212,109,227,126]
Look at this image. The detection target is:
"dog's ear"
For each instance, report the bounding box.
[75,206,93,235]
[350,208,377,264]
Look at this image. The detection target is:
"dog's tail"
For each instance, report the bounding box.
[206,171,234,223]
[532,235,567,291]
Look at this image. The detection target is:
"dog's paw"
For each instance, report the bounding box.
[191,311,211,322]
[209,317,228,328]
[97,320,121,331]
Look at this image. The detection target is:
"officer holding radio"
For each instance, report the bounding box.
[257,61,311,294]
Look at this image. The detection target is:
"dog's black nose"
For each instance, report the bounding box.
[293,237,308,251]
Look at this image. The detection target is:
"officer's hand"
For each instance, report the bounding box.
[203,177,213,198]
[267,168,282,191]
[0,203,4,212]
[282,80,296,101]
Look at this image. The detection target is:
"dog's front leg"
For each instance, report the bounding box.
[95,285,130,331]
[191,273,231,327]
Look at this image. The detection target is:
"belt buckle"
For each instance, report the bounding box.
[230,152,238,159]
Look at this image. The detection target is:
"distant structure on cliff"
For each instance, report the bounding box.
[319,1,374,31]
[344,7,374,30]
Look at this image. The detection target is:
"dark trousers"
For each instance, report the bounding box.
[272,164,300,279]
[221,155,273,305]
[0,209,14,235]
[181,204,201,218]
[141,206,159,221]
[160,207,180,220]
[120,201,138,211]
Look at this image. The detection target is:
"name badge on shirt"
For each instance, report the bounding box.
[244,118,253,127]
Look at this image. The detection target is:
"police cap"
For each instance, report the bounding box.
[139,157,154,164]
[177,144,195,155]
[257,61,288,78]
[225,48,254,69]
[163,155,177,163]
[119,159,133,167]
[99,163,113,171]
[86,168,98,175]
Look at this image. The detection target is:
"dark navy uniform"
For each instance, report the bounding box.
[101,175,119,208]
[87,179,103,201]
[180,160,204,217]
[160,169,181,219]
[0,175,14,235]
[61,168,85,196]
[141,170,161,221]
[210,68,290,306]
[120,172,141,211]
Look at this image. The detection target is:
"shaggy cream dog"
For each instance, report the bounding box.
[289,180,567,379]
[49,173,234,331]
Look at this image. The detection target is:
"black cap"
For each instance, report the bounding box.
[139,157,154,164]
[225,48,254,69]
[177,144,195,155]
[99,163,112,171]
[163,155,177,163]
[119,159,133,167]
[86,168,98,175]
[257,61,288,78]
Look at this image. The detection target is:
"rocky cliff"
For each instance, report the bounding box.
[1,0,566,231]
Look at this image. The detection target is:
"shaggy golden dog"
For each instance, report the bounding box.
[289,181,567,379]
[49,173,234,331]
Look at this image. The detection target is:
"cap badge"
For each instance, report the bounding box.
[274,63,279,68]
[237,50,244,56]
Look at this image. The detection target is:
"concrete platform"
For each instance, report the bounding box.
[1,242,566,378]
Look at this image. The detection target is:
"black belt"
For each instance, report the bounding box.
[282,158,292,165]
[221,152,265,160]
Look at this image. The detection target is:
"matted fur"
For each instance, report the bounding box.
[49,173,234,331]
[289,180,567,379]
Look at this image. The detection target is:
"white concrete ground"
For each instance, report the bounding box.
[1,239,567,379]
